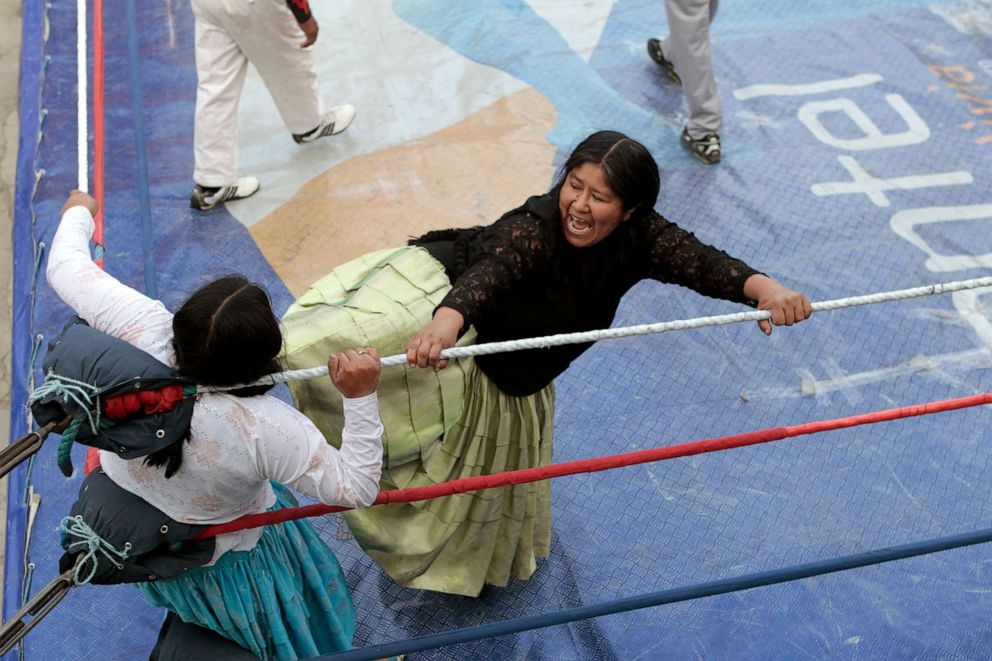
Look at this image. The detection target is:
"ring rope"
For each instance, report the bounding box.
[75,0,87,193]
[194,391,992,540]
[317,525,992,661]
[200,276,992,393]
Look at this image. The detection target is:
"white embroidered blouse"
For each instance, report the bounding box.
[47,206,384,563]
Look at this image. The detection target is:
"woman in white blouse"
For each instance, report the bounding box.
[48,190,385,660]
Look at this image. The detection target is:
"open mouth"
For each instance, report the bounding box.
[566,214,593,236]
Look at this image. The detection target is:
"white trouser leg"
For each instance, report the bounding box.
[235,0,324,135]
[191,0,249,187]
[660,0,721,138]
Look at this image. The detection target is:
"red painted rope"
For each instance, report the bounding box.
[84,0,106,476]
[92,0,105,257]
[194,392,992,540]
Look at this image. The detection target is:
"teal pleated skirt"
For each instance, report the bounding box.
[137,483,355,660]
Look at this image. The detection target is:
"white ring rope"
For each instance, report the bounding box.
[199,276,992,393]
[77,0,88,193]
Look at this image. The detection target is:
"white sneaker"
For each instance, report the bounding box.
[190,177,260,211]
[293,104,356,144]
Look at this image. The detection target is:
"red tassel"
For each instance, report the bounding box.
[102,383,186,420]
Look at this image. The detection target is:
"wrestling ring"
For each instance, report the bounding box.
[5,0,992,659]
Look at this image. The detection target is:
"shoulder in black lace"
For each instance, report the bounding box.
[435,211,559,323]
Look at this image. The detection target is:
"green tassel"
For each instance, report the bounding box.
[56,419,82,477]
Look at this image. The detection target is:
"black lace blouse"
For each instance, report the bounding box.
[412,188,760,396]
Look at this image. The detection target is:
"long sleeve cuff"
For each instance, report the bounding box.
[285,0,312,23]
[58,205,97,243]
[341,392,383,440]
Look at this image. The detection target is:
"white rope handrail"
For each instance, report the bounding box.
[200,276,992,393]
[77,0,88,193]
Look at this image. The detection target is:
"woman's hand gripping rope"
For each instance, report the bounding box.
[743,274,813,336]
[61,189,99,217]
[406,306,465,372]
[328,348,381,398]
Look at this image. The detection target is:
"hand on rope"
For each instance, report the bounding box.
[743,274,813,335]
[61,189,99,217]
[328,348,381,398]
[406,306,464,371]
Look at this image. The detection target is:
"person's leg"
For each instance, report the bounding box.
[150,611,258,660]
[236,0,354,141]
[191,1,249,188]
[663,0,721,138]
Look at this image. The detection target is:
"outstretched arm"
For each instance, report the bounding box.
[406,213,552,370]
[406,306,464,371]
[256,349,384,508]
[47,190,174,362]
[645,213,812,335]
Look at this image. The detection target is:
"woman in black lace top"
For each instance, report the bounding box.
[282,130,811,597]
[407,131,809,393]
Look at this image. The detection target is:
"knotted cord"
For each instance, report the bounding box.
[28,372,101,434]
[28,372,103,477]
[59,515,132,586]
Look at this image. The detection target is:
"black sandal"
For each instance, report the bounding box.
[681,128,721,165]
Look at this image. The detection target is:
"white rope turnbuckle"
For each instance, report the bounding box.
[200,276,992,393]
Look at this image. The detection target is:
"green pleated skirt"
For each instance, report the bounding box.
[282,247,553,597]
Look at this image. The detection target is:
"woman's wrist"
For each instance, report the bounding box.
[742,274,776,301]
[434,306,465,329]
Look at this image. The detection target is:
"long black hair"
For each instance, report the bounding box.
[144,275,283,477]
[557,130,661,222]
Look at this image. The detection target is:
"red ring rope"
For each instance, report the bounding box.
[194,392,992,540]
[83,0,105,477]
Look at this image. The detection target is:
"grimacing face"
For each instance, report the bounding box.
[558,162,633,248]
